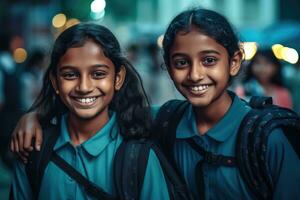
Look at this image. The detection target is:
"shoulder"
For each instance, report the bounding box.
[266,128,299,161]
[151,99,187,119]
[267,128,289,147]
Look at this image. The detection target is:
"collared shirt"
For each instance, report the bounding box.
[171,92,300,200]
[12,112,170,200]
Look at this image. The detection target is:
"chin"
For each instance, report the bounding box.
[72,109,102,120]
[185,95,211,108]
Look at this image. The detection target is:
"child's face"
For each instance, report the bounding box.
[168,29,241,108]
[251,55,277,84]
[51,40,125,120]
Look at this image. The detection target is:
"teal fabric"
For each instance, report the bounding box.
[172,91,300,200]
[12,112,170,200]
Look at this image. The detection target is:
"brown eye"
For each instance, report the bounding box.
[92,71,106,79]
[202,57,217,66]
[173,59,190,69]
[61,71,78,80]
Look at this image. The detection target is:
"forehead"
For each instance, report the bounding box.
[170,29,228,56]
[58,40,114,69]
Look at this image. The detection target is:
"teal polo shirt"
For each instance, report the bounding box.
[170,92,300,200]
[12,112,170,200]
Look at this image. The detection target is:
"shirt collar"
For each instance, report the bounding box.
[54,112,119,157]
[176,91,251,142]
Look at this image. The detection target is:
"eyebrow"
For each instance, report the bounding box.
[58,64,110,71]
[171,50,221,58]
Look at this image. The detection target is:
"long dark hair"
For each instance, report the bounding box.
[30,23,152,139]
[162,8,241,67]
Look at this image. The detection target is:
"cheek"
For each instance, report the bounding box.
[98,77,116,92]
[57,79,72,94]
[169,68,186,83]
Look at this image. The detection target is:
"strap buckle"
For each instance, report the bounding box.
[204,152,220,165]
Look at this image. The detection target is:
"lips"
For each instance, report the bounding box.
[72,96,100,107]
[185,84,212,95]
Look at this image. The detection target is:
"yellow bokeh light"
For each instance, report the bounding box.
[52,13,67,28]
[281,47,299,64]
[65,18,80,29]
[157,35,164,48]
[272,44,284,59]
[243,42,258,60]
[13,48,27,63]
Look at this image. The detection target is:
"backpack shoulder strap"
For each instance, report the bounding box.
[114,139,150,200]
[25,123,60,200]
[51,152,117,200]
[248,96,273,109]
[153,100,189,160]
[236,96,300,199]
[114,139,193,200]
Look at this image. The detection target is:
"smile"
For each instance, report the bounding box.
[190,84,210,91]
[74,97,98,105]
[186,84,211,95]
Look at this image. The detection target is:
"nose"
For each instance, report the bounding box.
[76,75,93,94]
[188,63,204,82]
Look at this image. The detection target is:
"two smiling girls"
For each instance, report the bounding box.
[11,8,300,200]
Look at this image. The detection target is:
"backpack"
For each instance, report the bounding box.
[12,123,192,200]
[153,97,300,200]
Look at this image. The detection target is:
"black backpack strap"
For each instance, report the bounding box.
[185,138,236,200]
[25,124,60,200]
[149,142,193,200]
[185,138,236,166]
[248,96,273,109]
[236,96,300,200]
[51,152,116,200]
[114,139,193,200]
[114,139,149,200]
[153,100,189,164]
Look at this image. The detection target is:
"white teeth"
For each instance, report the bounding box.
[190,85,209,91]
[76,97,97,104]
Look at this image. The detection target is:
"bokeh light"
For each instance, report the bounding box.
[91,0,106,13]
[281,47,299,64]
[52,13,67,28]
[243,42,258,60]
[157,35,164,48]
[272,44,284,59]
[65,18,80,29]
[13,48,27,63]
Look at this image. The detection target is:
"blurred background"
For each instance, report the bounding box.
[1,0,300,198]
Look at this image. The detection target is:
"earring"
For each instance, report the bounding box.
[56,90,59,94]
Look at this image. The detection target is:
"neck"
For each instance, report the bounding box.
[67,110,110,146]
[193,91,232,135]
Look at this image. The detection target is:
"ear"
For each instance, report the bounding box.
[114,65,126,91]
[230,50,243,76]
[49,73,59,94]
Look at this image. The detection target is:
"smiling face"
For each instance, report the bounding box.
[51,40,125,121]
[168,28,241,108]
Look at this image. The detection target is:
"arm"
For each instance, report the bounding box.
[267,128,300,199]
[11,160,33,199]
[139,150,170,200]
[10,112,43,162]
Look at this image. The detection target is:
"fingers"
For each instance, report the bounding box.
[10,121,21,152]
[23,130,34,152]
[18,153,28,164]
[10,138,15,153]
[17,130,24,154]
[35,126,43,151]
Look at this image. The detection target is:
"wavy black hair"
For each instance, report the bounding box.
[29,23,152,139]
[162,8,241,67]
